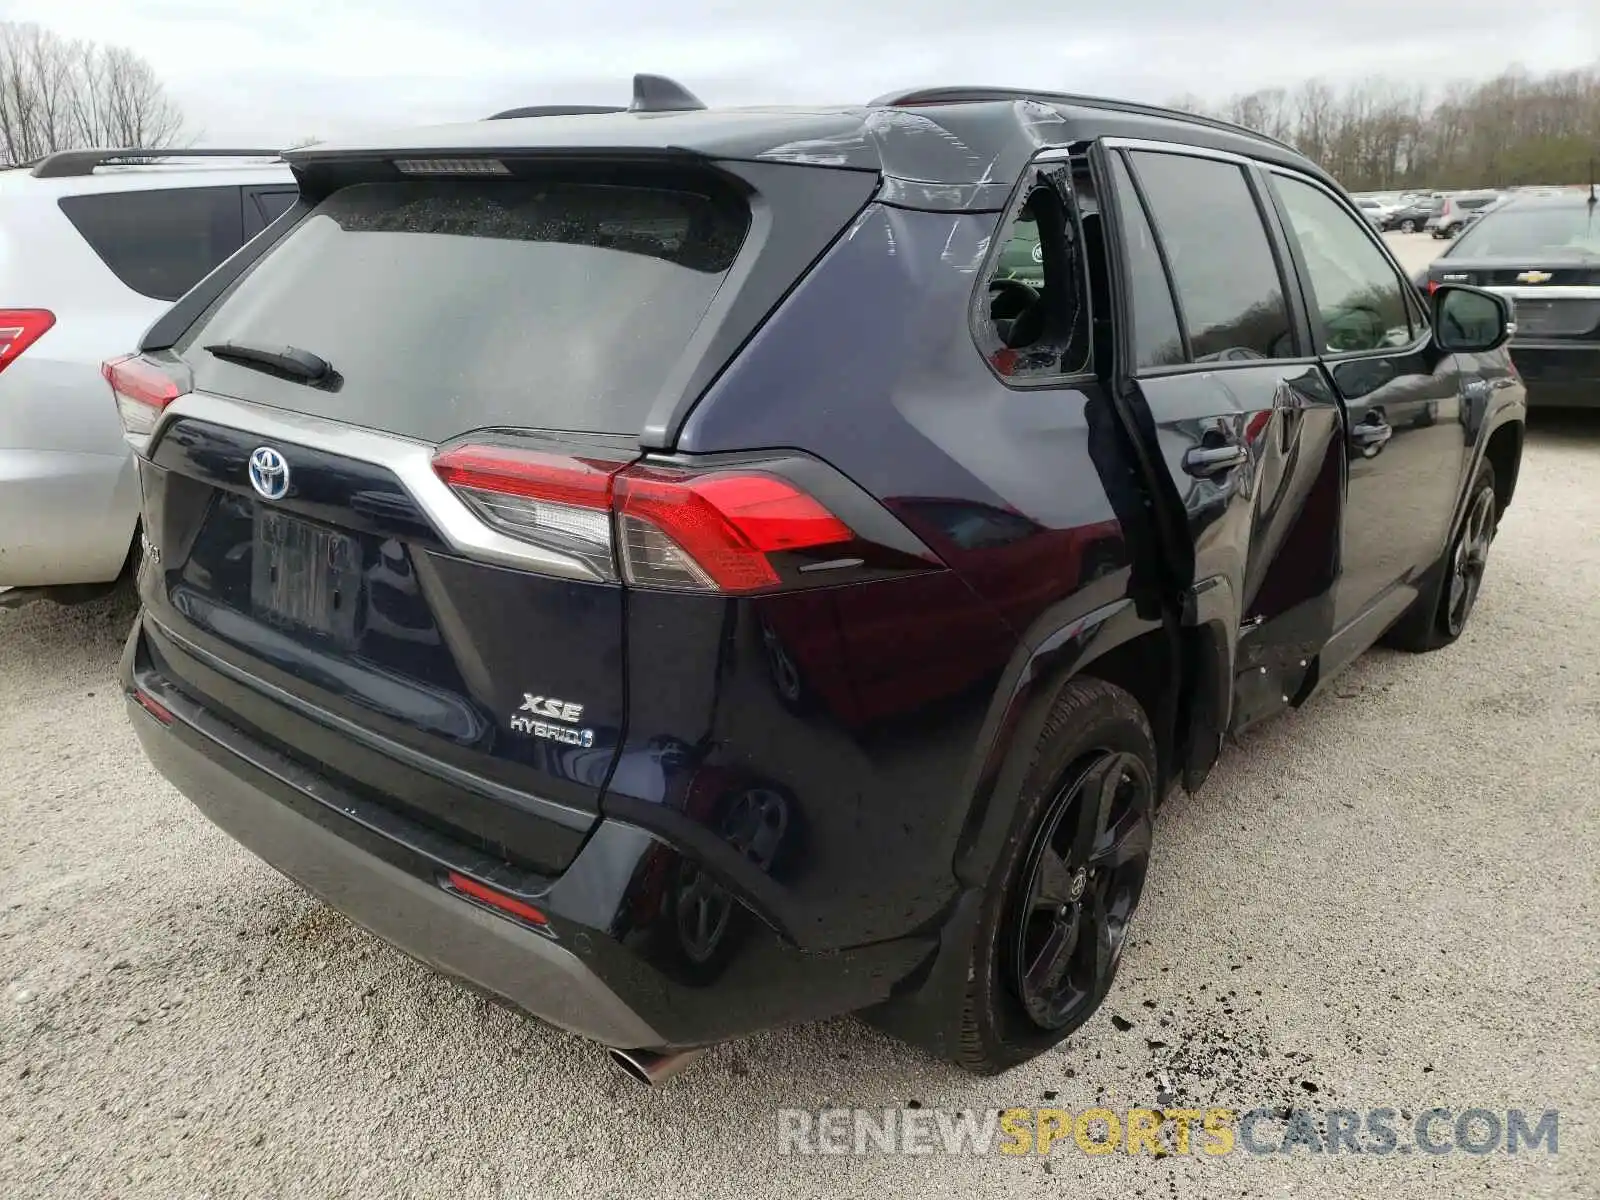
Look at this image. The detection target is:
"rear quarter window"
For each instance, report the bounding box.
[59,186,243,301]
[177,176,751,441]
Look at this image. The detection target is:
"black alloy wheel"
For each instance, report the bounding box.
[1446,482,1496,638]
[1386,459,1498,652]
[1008,749,1153,1031]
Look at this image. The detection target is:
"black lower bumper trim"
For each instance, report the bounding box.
[128,692,665,1048]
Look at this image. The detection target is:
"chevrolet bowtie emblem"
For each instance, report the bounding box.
[1516,270,1554,284]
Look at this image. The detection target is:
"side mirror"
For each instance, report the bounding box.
[1432,284,1513,353]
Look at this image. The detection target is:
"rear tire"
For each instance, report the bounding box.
[1386,460,1497,652]
[948,678,1156,1074]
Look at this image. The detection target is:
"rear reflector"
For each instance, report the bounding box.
[0,309,55,374]
[444,871,548,926]
[133,689,175,724]
[104,355,189,451]
[431,445,855,593]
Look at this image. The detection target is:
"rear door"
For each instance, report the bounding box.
[132,169,754,873]
[1097,141,1344,761]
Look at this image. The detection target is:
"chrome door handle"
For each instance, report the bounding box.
[1183,443,1249,478]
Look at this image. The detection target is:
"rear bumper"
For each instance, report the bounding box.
[0,447,137,586]
[122,617,931,1049]
[1510,341,1600,407]
[129,689,665,1047]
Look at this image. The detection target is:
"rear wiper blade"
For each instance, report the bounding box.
[205,341,336,387]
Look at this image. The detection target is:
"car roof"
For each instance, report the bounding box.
[1495,188,1598,208]
[288,88,1336,212]
[0,150,291,197]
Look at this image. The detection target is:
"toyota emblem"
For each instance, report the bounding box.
[248,446,290,500]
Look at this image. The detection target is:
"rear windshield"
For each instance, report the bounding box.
[179,176,750,440]
[1451,205,1600,259]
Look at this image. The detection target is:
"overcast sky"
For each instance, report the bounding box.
[4,0,1599,145]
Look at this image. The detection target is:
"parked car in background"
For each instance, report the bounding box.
[0,149,296,609]
[1354,197,1388,230]
[115,77,1525,1083]
[1430,190,1501,238]
[1423,189,1600,407]
[1389,195,1442,233]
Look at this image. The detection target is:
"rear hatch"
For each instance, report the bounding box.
[123,165,758,874]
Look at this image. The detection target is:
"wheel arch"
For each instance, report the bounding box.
[951,596,1202,890]
[1483,418,1523,519]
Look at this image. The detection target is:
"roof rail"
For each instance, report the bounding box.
[30,147,282,179]
[629,73,705,114]
[487,104,627,120]
[869,87,1300,155]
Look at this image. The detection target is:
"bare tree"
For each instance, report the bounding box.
[0,21,184,164]
[1172,65,1600,190]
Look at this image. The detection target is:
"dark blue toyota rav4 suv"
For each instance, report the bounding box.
[115,77,1525,1082]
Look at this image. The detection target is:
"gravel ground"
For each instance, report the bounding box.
[3,305,1596,1194]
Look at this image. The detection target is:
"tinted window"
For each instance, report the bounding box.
[1272,175,1414,354]
[1130,152,1294,361]
[1107,154,1184,369]
[977,173,1091,379]
[178,177,750,440]
[253,190,297,224]
[59,186,242,301]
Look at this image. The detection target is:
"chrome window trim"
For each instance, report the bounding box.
[153,392,610,583]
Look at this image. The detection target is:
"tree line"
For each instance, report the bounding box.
[1172,65,1600,192]
[0,22,183,165]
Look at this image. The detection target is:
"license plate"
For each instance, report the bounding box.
[251,507,362,644]
[1513,299,1599,338]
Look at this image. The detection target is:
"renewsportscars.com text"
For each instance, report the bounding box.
[776,1106,1559,1157]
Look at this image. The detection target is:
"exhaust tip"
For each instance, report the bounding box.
[607,1046,705,1087]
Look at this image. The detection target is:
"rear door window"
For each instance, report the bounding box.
[178,177,751,441]
[59,185,244,301]
[1105,153,1185,369]
[1127,151,1296,362]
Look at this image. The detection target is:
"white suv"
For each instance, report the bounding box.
[0,149,296,606]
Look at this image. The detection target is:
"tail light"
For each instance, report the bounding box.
[432,445,855,594]
[0,309,55,374]
[103,355,190,451]
[615,466,852,592]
